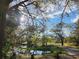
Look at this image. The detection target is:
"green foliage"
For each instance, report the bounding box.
[27,45,65,54]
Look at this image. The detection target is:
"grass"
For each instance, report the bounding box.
[64,43,79,50]
[64,43,74,47]
[28,45,65,52]
[16,42,76,59]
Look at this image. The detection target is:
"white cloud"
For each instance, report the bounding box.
[36,0,77,19]
[45,11,62,18]
[10,0,77,19]
[72,15,79,23]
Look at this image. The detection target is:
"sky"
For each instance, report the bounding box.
[45,10,79,36]
[10,0,79,37]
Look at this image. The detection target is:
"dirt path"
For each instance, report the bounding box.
[63,46,79,59]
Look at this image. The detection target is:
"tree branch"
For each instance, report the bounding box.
[9,0,29,10]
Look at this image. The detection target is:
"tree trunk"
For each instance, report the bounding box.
[31,54,34,59]
[10,52,16,59]
[0,0,10,59]
[61,39,64,46]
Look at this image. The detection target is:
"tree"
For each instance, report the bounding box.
[50,23,64,46]
[0,0,31,58]
[0,0,12,59]
[0,0,78,59]
[72,19,79,45]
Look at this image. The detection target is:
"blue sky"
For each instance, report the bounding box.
[10,0,79,36]
[45,10,79,36]
[46,10,78,27]
[47,10,78,24]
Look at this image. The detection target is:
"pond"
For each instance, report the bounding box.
[30,50,51,55]
[14,49,51,55]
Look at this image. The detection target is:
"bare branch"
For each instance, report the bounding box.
[9,0,29,10]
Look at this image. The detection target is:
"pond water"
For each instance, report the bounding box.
[30,50,51,55]
[14,49,51,55]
